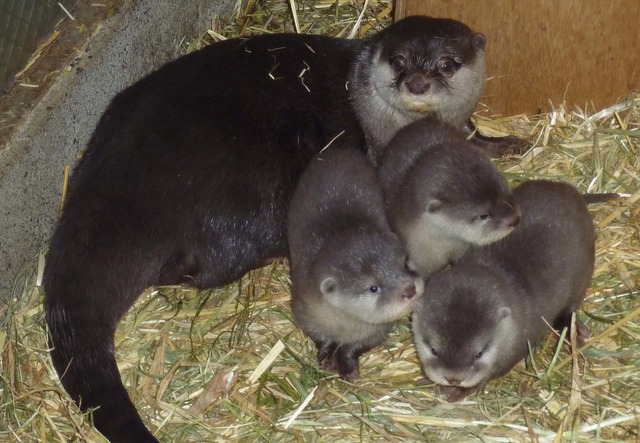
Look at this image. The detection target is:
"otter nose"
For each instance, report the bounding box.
[500,200,521,228]
[405,74,430,95]
[401,284,416,299]
[507,212,521,228]
[445,376,462,386]
[506,205,522,228]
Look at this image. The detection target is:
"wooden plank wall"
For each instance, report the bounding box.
[395,0,640,115]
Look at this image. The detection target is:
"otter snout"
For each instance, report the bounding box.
[405,73,430,95]
[506,210,521,228]
[499,198,522,229]
[400,275,425,300]
[401,284,417,299]
[444,375,463,386]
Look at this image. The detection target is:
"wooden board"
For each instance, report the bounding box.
[395,0,640,115]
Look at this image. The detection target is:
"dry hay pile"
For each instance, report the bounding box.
[1,1,639,441]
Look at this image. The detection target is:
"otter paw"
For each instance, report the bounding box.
[575,318,592,347]
[416,377,433,386]
[440,385,477,402]
[319,355,340,373]
[337,366,359,382]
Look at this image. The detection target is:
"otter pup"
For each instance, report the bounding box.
[412,180,596,402]
[44,16,509,442]
[288,145,423,381]
[378,119,521,277]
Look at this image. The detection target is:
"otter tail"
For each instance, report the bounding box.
[44,251,158,442]
[582,192,623,204]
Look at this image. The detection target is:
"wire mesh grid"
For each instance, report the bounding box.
[0,0,76,91]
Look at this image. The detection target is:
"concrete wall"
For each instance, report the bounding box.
[0,0,236,303]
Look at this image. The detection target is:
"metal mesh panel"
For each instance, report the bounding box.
[0,0,77,91]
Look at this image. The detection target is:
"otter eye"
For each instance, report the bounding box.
[437,57,457,76]
[390,55,406,74]
[369,285,380,294]
[474,213,490,222]
[475,351,483,359]
[431,347,439,356]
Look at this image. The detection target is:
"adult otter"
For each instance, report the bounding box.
[44,16,508,441]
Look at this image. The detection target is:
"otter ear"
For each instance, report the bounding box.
[497,306,511,320]
[426,199,442,213]
[320,277,337,296]
[472,33,486,51]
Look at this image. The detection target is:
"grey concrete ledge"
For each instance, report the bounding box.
[0,0,236,303]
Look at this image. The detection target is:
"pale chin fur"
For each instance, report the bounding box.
[426,210,514,247]
[353,45,485,157]
[369,275,425,324]
[426,367,480,389]
[402,211,514,277]
[352,50,434,152]
[397,90,443,115]
[354,53,415,150]
[324,291,381,323]
[438,56,486,128]
[324,277,423,325]
[302,292,384,344]
[372,275,427,323]
[374,297,415,324]
[471,224,515,246]
[406,211,479,257]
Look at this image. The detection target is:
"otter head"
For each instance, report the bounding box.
[369,16,486,128]
[412,265,517,389]
[312,228,424,325]
[414,142,520,247]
